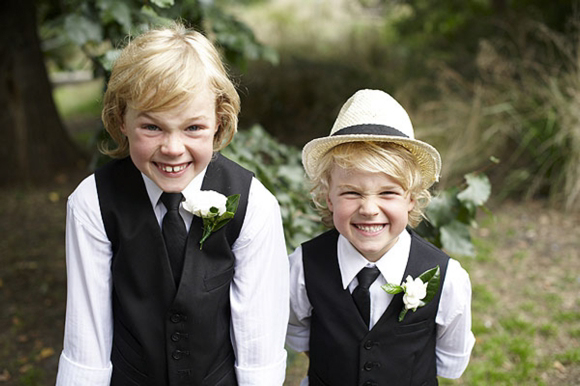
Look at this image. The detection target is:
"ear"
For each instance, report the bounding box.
[120,122,127,136]
[407,194,415,213]
[326,195,334,212]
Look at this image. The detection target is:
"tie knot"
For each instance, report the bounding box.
[357,266,380,290]
[160,192,184,211]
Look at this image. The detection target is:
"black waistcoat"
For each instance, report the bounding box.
[95,154,253,386]
[303,229,450,386]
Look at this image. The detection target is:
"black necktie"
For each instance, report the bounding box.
[352,266,381,327]
[160,192,187,286]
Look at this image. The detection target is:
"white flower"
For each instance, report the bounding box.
[402,275,428,311]
[182,190,227,218]
[381,265,440,322]
[181,190,241,250]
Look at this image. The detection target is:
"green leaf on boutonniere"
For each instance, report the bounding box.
[212,194,240,233]
[226,194,240,213]
[418,265,441,305]
[382,283,404,295]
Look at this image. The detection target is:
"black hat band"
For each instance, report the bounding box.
[332,124,409,138]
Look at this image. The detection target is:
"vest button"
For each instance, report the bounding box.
[364,361,380,371]
[363,382,378,386]
[170,313,182,323]
[364,340,374,350]
[172,349,190,360]
[171,333,180,342]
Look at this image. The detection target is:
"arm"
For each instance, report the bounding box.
[286,246,312,353]
[435,259,476,379]
[56,176,114,386]
[229,178,289,386]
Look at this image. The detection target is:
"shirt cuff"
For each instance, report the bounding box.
[235,350,287,386]
[56,352,112,386]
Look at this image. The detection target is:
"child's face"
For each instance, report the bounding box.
[121,87,218,193]
[326,166,415,262]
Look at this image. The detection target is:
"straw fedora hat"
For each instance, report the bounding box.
[302,89,441,188]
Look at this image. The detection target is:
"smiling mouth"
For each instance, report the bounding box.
[157,162,189,173]
[355,224,385,233]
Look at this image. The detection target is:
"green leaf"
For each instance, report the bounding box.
[419,266,441,304]
[97,49,121,72]
[150,0,175,8]
[226,194,241,213]
[212,212,235,232]
[457,173,491,207]
[382,283,403,295]
[424,189,459,227]
[64,14,103,46]
[440,221,475,257]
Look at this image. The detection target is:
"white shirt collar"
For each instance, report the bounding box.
[142,166,208,208]
[337,228,412,289]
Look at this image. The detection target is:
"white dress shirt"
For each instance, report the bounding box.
[56,165,289,386]
[287,229,475,384]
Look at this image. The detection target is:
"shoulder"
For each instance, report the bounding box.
[248,176,278,208]
[210,153,254,180]
[302,229,339,249]
[409,229,449,259]
[408,229,451,274]
[68,174,98,212]
[445,258,471,290]
[67,174,106,235]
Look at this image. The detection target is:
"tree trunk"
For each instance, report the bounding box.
[0,0,87,186]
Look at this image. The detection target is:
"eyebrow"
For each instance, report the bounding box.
[136,111,210,122]
[336,183,403,191]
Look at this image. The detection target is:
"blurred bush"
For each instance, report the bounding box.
[223,125,490,256]
[410,18,580,211]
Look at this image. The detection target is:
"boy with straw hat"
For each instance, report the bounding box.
[287,89,475,385]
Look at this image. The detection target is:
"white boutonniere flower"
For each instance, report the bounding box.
[382,266,441,322]
[182,190,240,249]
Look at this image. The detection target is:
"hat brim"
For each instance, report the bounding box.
[302,134,442,189]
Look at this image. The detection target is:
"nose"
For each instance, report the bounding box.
[359,198,380,217]
[161,132,185,156]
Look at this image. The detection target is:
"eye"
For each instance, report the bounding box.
[185,125,202,131]
[143,124,160,131]
[341,191,361,197]
[381,189,404,196]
